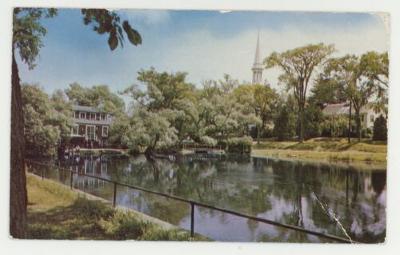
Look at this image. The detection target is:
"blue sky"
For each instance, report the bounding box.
[17,9,389,95]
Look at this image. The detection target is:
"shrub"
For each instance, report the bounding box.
[100,211,149,239]
[321,115,349,137]
[225,136,253,153]
[273,106,297,141]
[73,197,114,221]
[303,104,323,139]
[373,115,387,141]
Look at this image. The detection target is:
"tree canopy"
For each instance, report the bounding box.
[264,43,335,141]
[65,83,125,114]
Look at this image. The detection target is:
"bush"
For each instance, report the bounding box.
[321,115,350,138]
[303,104,323,139]
[73,197,115,221]
[373,115,387,141]
[225,136,253,153]
[273,106,297,141]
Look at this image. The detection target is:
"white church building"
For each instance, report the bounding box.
[252,32,264,85]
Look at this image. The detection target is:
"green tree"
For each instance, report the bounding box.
[11,8,141,237]
[21,84,62,156]
[373,115,387,141]
[303,104,323,139]
[360,52,389,114]
[122,69,196,154]
[65,83,125,114]
[309,76,347,107]
[324,54,385,141]
[265,43,335,142]
[273,96,297,141]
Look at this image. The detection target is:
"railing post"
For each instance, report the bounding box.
[113,182,117,207]
[190,202,195,237]
[70,171,73,189]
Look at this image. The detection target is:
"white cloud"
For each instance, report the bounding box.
[126,10,171,26]
[154,18,389,91]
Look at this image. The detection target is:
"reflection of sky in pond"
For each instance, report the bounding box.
[32,154,385,243]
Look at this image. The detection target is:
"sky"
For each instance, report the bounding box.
[16,9,390,95]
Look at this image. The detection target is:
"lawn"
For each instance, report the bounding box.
[26,173,205,240]
[251,138,387,166]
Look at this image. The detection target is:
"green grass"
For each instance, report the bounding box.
[27,174,206,240]
[252,138,387,166]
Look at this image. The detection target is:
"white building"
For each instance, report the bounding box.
[322,102,385,129]
[252,32,263,85]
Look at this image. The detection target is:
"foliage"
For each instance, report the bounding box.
[12,7,142,239]
[309,76,347,106]
[225,136,253,153]
[22,84,72,156]
[373,115,387,141]
[81,9,142,50]
[323,52,388,141]
[273,103,297,141]
[303,104,324,139]
[121,70,261,154]
[13,8,58,69]
[265,43,335,141]
[321,115,350,138]
[125,108,179,153]
[65,83,125,114]
[233,83,278,139]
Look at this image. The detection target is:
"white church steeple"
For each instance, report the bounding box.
[252,31,263,84]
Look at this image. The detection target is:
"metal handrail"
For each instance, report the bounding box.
[26,159,357,243]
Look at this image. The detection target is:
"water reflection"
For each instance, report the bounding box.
[32,154,386,242]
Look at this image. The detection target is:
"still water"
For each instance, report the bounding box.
[32,154,386,243]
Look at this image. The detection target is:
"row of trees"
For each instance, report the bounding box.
[110,71,276,155]
[264,44,388,142]
[21,49,388,157]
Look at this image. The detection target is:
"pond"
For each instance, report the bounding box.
[31,154,386,243]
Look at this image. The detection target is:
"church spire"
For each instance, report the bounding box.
[252,31,263,84]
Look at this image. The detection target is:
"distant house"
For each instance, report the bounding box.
[69,105,113,148]
[322,102,385,129]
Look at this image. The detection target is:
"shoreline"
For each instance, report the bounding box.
[251,149,386,170]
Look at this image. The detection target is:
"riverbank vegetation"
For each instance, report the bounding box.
[252,138,386,164]
[20,49,388,159]
[26,174,204,240]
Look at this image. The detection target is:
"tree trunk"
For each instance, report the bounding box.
[10,50,27,238]
[298,104,305,142]
[355,112,362,142]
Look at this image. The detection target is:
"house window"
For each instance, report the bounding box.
[101,113,105,120]
[86,125,96,140]
[80,112,85,119]
[91,113,95,120]
[71,125,79,136]
[102,126,109,137]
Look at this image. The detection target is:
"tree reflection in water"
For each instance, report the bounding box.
[40,153,386,242]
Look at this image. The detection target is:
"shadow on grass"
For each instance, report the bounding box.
[27,196,204,241]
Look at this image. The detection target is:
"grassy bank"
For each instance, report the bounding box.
[252,138,387,166]
[26,173,204,240]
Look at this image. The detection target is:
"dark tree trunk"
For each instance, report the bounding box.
[355,112,362,142]
[10,50,27,238]
[298,104,305,142]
